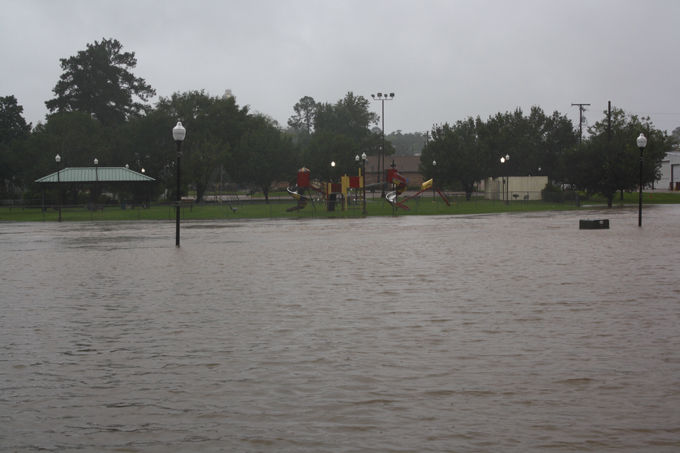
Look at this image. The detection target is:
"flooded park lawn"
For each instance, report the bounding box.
[1,205,679,452]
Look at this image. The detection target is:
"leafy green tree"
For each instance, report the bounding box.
[314,92,377,136]
[45,38,155,126]
[453,118,493,199]
[1,95,31,144]
[11,112,109,202]
[421,118,491,199]
[564,107,668,206]
[27,112,108,173]
[232,115,298,202]
[386,130,426,156]
[118,109,173,176]
[1,96,32,196]
[479,107,576,180]
[146,90,251,202]
[300,92,380,178]
[287,96,317,136]
[421,107,577,200]
[537,110,579,182]
[35,112,110,167]
[305,131,356,181]
[482,108,535,177]
[419,123,453,186]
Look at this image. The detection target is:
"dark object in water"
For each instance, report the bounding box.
[579,219,609,229]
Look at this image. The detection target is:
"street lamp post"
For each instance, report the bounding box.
[329,160,336,212]
[371,92,395,197]
[173,121,186,247]
[356,153,368,215]
[55,154,62,222]
[500,154,510,204]
[432,160,437,200]
[355,154,360,211]
[361,152,367,215]
[637,133,647,227]
[93,158,100,210]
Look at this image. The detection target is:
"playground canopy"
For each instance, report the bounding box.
[35,167,155,184]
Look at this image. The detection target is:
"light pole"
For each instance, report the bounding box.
[355,154,360,210]
[93,158,99,209]
[356,153,368,215]
[173,121,186,247]
[329,160,336,212]
[432,160,437,200]
[55,154,62,222]
[500,154,510,204]
[371,92,395,197]
[637,133,647,227]
[361,152,367,215]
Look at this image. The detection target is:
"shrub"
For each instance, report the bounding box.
[541,183,564,202]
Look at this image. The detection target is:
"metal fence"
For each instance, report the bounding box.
[1,189,588,221]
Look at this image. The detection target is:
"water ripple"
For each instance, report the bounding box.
[2,207,680,451]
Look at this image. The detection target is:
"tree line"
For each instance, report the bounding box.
[421,106,671,205]
[0,38,675,206]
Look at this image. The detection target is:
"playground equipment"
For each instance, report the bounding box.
[385,168,450,210]
[287,163,449,213]
[287,166,365,212]
[286,186,311,211]
[385,168,408,209]
[286,167,319,212]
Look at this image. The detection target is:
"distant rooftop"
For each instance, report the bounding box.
[365,155,421,173]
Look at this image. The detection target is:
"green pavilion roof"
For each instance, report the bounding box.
[36,167,155,183]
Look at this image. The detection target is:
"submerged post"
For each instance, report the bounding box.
[173,121,186,247]
[637,133,647,227]
[55,154,62,222]
[362,152,367,215]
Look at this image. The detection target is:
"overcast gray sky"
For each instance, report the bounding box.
[2,0,679,135]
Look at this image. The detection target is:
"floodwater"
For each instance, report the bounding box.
[1,205,679,452]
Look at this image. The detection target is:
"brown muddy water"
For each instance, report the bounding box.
[1,205,679,452]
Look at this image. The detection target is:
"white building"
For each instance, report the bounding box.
[484,176,548,201]
[657,151,680,190]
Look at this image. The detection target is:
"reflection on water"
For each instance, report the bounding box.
[2,205,680,452]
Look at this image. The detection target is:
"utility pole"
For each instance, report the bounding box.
[571,103,590,144]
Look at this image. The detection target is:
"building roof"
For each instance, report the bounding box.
[35,167,155,183]
[365,155,422,173]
